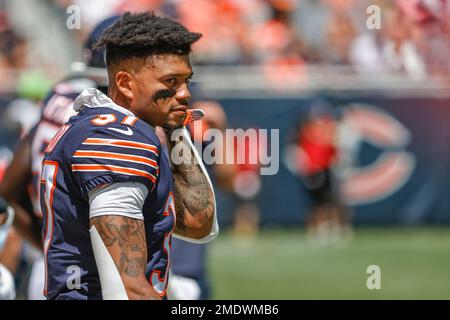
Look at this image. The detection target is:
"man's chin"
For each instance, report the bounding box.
[162,121,183,133]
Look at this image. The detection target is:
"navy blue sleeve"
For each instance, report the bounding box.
[70,125,160,199]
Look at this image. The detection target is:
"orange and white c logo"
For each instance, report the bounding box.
[338,104,415,205]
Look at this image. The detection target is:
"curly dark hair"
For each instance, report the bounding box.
[95,12,202,67]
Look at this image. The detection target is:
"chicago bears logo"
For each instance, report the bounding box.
[337,104,416,205]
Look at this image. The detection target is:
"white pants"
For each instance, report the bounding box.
[167,273,201,300]
[28,256,45,300]
[0,263,15,300]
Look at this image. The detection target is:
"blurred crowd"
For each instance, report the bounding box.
[1,0,449,96]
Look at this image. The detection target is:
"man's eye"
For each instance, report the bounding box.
[166,78,177,85]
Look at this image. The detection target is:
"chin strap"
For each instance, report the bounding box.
[183,109,205,126]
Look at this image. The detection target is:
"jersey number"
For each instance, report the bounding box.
[91,114,137,126]
[150,192,175,297]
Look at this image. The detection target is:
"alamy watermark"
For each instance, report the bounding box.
[170,121,280,176]
[366,265,381,290]
[366,4,382,30]
[66,265,81,290]
[66,5,81,30]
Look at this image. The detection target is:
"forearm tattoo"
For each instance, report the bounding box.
[167,130,214,234]
[91,216,147,278]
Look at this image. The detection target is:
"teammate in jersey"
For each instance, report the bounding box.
[40,12,217,300]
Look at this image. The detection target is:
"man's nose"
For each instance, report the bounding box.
[175,83,191,101]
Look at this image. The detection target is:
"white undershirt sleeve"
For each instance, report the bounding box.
[88,182,148,220]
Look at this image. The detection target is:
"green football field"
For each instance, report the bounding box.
[208,227,450,299]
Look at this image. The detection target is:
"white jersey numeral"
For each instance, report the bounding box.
[150,192,175,296]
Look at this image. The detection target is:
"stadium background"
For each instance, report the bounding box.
[1,0,450,299]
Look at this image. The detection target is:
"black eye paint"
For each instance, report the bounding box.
[152,89,176,103]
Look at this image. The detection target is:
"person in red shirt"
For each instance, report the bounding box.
[290,105,352,245]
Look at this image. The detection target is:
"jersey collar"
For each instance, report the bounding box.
[74,88,136,117]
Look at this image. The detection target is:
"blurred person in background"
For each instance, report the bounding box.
[395,0,450,80]
[176,0,251,65]
[286,103,352,246]
[254,0,310,89]
[349,0,390,75]
[167,100,235,299]
[0,29,27,70]
[0,28,29,104]
[0,15,117,300]
[231,126,265,244]
[0,197,16,300]
[52,0,173,44]
[350,0,449,80]
[325,10,358,65]
[251,0,309,62]
[378,4,426,80]
[0,10,53,98]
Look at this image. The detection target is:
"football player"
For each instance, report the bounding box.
[40,12,217,300]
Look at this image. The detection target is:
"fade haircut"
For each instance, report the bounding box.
[95,11,202,68]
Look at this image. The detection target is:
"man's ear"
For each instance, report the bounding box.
[115,71,134,101]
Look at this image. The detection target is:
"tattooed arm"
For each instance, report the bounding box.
[90,215,160,300]
[163,128,215,240]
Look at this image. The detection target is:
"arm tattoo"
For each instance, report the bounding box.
[91,216,161,300]
[91,216,147,278]
[166,129,214,235]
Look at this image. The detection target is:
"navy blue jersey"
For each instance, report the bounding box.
[40,90,175,299]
